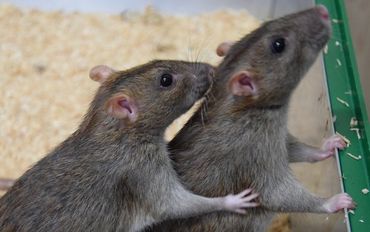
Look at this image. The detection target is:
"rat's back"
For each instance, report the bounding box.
[0,137,124,232]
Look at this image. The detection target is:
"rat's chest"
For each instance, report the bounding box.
[213,120,288,155]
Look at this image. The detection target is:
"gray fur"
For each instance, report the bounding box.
[0,60,232,232]
[149,7,331,232]
[287,133,325,163]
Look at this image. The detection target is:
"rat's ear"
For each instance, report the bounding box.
[105,94,138,122]
[89,65,116,83]
[216,41,234,57]
[228,71,257,97]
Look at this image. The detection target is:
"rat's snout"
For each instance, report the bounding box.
[193,63,214,83]
[293,5,331,50]
[316,5,329,21]
[189,62,213,98]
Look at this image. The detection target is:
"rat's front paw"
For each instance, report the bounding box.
[316,135,347,161]
[323,193,355,213]
[322,135,347,152]
[224,188,259,214]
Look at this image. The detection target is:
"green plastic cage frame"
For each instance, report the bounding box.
[316,0,370,231]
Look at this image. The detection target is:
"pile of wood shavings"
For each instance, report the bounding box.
[0,4,290,231]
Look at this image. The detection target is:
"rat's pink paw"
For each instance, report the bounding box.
[224,188,259,214]
[316,135,347,161]
[323,193,355,213]
[322,135,347,151]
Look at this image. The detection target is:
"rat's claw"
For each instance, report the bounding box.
[224,188,259,214]
[323,193,355,213]
[244,193,259,202]
[236,188,252,197]
[322,135,347,151]
[316,135,347,161]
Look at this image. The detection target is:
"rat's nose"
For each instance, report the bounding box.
[316,5,329,20]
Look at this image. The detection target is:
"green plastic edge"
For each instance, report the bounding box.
[315,0,370,231]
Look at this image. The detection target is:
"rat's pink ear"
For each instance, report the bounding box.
[228,71,257,97]
[105,94,138,122]
[89,65,116,83]
[216,41,234,57]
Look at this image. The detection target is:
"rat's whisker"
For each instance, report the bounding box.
[207,90,216,103]
[204,95,209,113]
[200,106,205,128]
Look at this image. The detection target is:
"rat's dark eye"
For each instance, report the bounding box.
[271,38,285,54]
[160,73,173,87]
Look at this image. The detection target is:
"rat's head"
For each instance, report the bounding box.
[216,5,331,108]
[89,60,213,132]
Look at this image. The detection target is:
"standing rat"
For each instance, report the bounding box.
[148,5,354,232]
[0,60,259,232]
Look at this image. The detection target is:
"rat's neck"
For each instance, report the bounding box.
[203,84,289,121]
[77,110,165,144]
[232,104,288,124]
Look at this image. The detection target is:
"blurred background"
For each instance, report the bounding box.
[3,0,369,114]
[0,0,368,231]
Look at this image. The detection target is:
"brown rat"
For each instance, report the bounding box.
[0,60,259,231]
[148,5,354,232]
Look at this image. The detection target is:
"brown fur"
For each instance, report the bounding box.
[149,7,333,232]
[0,60,241,232]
